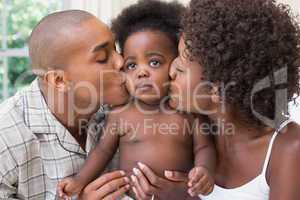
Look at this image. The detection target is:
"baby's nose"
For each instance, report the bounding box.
[137,68,150,78]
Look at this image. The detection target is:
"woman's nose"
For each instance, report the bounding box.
[113,51,124,71]
[169,60,177,80]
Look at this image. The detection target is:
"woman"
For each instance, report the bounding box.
[130,0,300,199]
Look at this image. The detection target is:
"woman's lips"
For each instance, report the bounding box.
[169,85,177,96]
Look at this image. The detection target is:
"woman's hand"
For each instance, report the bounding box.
[130,162,195,200]
[78,171,130,200]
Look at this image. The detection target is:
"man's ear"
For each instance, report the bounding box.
[211,85,221,104]
[43,70,70,92]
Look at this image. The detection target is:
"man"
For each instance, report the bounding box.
[0,10,130,199]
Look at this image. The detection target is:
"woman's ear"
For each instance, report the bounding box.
[43,70,70,92]
[211,85,221,104]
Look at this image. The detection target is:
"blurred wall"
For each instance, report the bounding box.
[62,0,299,25]
[279,0,300,14]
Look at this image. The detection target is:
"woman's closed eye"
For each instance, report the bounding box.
[176,67,184,73]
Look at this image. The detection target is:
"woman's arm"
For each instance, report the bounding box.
[269,123,300,200]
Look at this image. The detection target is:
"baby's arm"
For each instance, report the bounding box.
[57,113,121,198]
[188,115,216,197]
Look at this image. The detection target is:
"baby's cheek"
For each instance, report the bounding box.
[125,77,135,95]
[154,80,169,98]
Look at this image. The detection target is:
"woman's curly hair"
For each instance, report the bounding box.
[183,0,300,127]
[111,0,184,54]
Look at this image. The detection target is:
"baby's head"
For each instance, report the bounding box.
[112,0,184,105]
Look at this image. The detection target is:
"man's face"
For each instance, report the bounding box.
[63,18,129,113]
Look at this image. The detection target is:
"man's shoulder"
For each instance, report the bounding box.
[0,91,25,128]
[0,89,35,147]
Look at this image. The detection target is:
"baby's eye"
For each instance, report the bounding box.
[149,60,161,68]
[126,63,137,71]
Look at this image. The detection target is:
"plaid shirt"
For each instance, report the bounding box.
[0,79,107,200]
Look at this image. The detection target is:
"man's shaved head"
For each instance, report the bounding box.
[29,10,96,74]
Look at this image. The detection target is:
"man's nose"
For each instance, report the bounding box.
[113,52,124,71]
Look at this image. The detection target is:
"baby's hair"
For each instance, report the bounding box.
[111,0,184,54]
[183,0,300,127]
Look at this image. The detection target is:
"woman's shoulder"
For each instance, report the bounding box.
[277,122,300,150]
[270,122,300,170]
[267,122,300,192]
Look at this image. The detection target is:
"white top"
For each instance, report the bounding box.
[289,97,300,124]
[199,120,292,200]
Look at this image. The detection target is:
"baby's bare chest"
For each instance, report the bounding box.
[118,112,194,143]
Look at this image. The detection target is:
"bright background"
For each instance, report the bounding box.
[0,0,299,122]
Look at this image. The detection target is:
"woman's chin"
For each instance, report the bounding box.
[168,98,193,113]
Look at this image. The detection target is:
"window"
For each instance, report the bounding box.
[0,0,62,102]
[0,0,193,102]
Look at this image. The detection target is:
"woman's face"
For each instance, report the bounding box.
[169,37,213,114]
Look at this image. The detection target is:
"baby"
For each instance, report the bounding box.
[58,0,215,199]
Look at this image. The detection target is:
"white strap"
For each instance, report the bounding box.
[262,119,293,174]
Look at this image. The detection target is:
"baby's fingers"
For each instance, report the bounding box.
[188,168,204,187]
[57,180,68,198]
[188,176,214,197]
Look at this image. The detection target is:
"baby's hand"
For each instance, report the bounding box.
[57,177,84,200]
[187,166,214,197]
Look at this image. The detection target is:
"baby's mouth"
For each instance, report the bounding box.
[136,83,154,92]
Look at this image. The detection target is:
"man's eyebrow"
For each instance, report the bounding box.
[92,42,109,53]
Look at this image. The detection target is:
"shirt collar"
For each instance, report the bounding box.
[23,78,106,155]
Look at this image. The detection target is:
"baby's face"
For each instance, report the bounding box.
[122,31,176,105]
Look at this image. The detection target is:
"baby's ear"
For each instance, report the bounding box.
[43,70,70,92]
